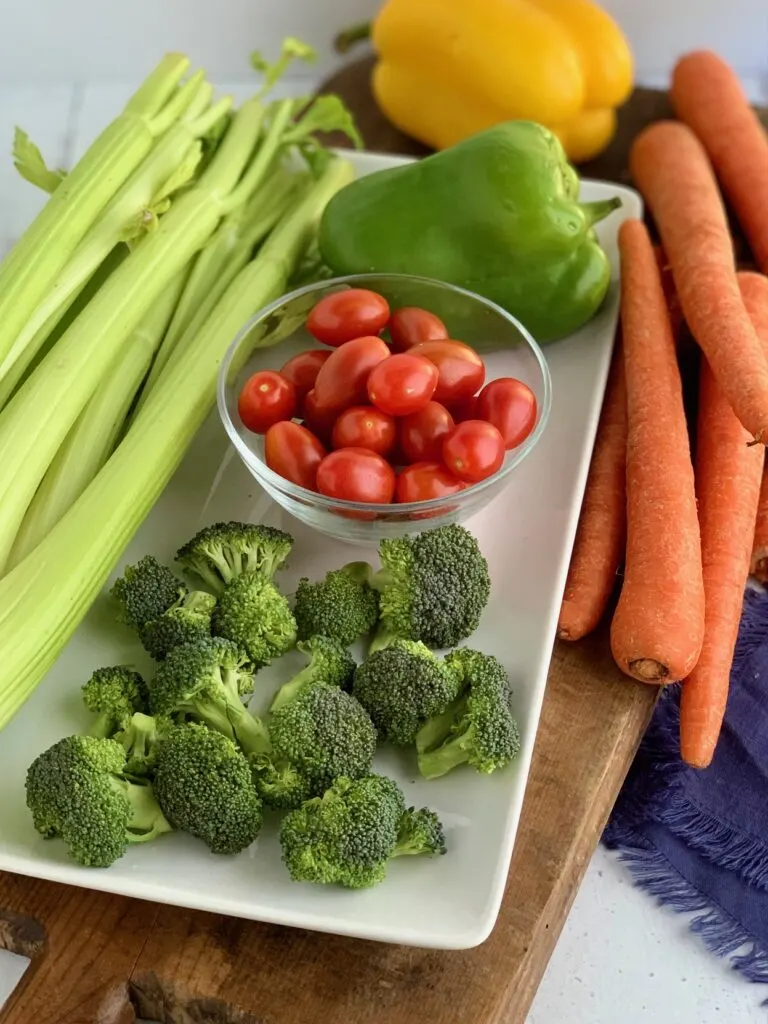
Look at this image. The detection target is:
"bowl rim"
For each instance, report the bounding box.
[216,272,553,515]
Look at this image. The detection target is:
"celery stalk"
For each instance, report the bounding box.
[0,98,267,572]
[8,271,188,566]
[0,156,354,730]
[0,55,204,373]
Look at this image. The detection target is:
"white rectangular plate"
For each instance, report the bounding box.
[0,150,642,950]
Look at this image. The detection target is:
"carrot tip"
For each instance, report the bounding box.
[628,658,670,683]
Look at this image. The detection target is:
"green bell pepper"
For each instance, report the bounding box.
[318,121,621,343]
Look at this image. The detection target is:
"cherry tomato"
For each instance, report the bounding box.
[332,405,397,456]
[476,377,538,450]
[279,349,331,404]
[447,394,479,423]
[265,421,326,491]
[389,307,448,352]
[398,401,455,463]
[313,336,391,415]
[306,289,390,347]
[442,420,505,483]
[396,462,465,503]
[410,339,485,404]
[316,448,396,504]
[367,353,438,416]
[238,370,297,434]
[302,388,337,445]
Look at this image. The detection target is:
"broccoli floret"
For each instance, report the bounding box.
[416,649,521,779]
[111,555,186,630]
[279,774,444,888]
[395,807,447,857]
[211,570,297,668]
[293,563,379,647]
[25,735,172,867]
[81,666,148,738]
[352,640,462,745]
[139,590,216,660]
[368,524,491,651]
[154,723,263,854]
[270,635,356,712]
[254,684,376,809]
[175,521,293,595]
[147,637,271,757]
[113,711,173,777]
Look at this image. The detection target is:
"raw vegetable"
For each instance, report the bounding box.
[630,120,768,444]
[279,349,331,402]
[475,378,537,450]
[396,462,465,502]
[176,521,293,593]
[558,346,626,642]
[238,369,298,434]
[388,307,448,351]
[111,555,186,631]
[292,565,380,647]
[331,405,397,456]
[442,420,505,483]
[312,335,391,413]
[398,402,455,463]
[269,635,356,712]
[319,122,622,341]
[211,570,297,667]
[316,447,396,504]
[306,288,390,346]
[366,353,438,416]
[680,273,768,768]
[671,50,768,274]
[82,666,149,739]
[750,471,768,583]
[610,219,704,684]
[409,340,485,404]
[265,421,327,489]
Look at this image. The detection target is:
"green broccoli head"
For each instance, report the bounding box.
[269,635,356,713]
[370,524,491,651]
[279,774,408,888]
[416,649,521,779]
[154,723,263,854]
[147,637,270,757]
[256,685,376,809]
[293,563,379,648]
[25,735,172,867]
[212,570,297,668]
[81,666,148,738]
[250,754,313,811]
[139,590,216,661]
[175,521,293,594]
[111,555,186,631]
[395,807,447,857]
[352,640,463,745]
[113,711,174,777]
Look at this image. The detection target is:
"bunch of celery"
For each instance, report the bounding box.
[0,41,358,730]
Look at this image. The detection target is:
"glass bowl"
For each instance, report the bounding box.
[217,274,552,544]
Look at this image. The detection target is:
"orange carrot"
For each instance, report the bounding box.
[610,219,704,684]
[630,120,768,443]
[671,51,768,273]
[679,272,768,767]
[750,465,768,581]
[653,244,683,343]
[558,345,626,641]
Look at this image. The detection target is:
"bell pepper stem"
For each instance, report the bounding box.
[334,22,372,54]
[581,197,622,227]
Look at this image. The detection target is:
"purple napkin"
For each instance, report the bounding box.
[603,586,768,986]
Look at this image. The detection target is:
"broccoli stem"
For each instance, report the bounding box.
[341,561,374,586]
[368,619,400,655]
[269,670,310,713]
[122,779,173,841]
[227,701,272,757]
[415,697,463,755]
[114,712,158,764]
[87,712,116,739]
[417,724,473,779]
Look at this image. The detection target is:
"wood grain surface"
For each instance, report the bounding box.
[1,59,723,1024]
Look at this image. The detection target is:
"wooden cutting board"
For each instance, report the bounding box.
[1,62,724,1024]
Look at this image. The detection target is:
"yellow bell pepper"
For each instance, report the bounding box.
[344,0,633,163]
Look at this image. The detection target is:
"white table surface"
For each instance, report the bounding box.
[0,74,767,1023]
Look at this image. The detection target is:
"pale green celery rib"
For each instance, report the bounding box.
[0,98,266,574]
[0,156,355,731]
[8,271,188,567]
[0,54,199,375]
[135,167,304,412]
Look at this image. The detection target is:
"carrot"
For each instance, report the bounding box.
[610,219,704,684]
[671,51,768,274]
[750,465,768,582]
[679,272,768,767]
[630,120,768,443]
[653,244,683,343]
[558,345,626,641]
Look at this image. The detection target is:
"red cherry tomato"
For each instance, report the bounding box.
[396,462,465,503]
[313,336,391,415]
[476,377,538,450]
[410,339,485,404]
[443,420,505,483]
[302,388,337,444]
[398,401,455,463]
[367,353,438,416]
[238,370,297,434]
[389,307,448,352]
[316,448,396,504]
[332,405,397,456]
[447,394,479,423]
[265,421,326,491]
[306,289,390,347]
[279,349,331,404]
